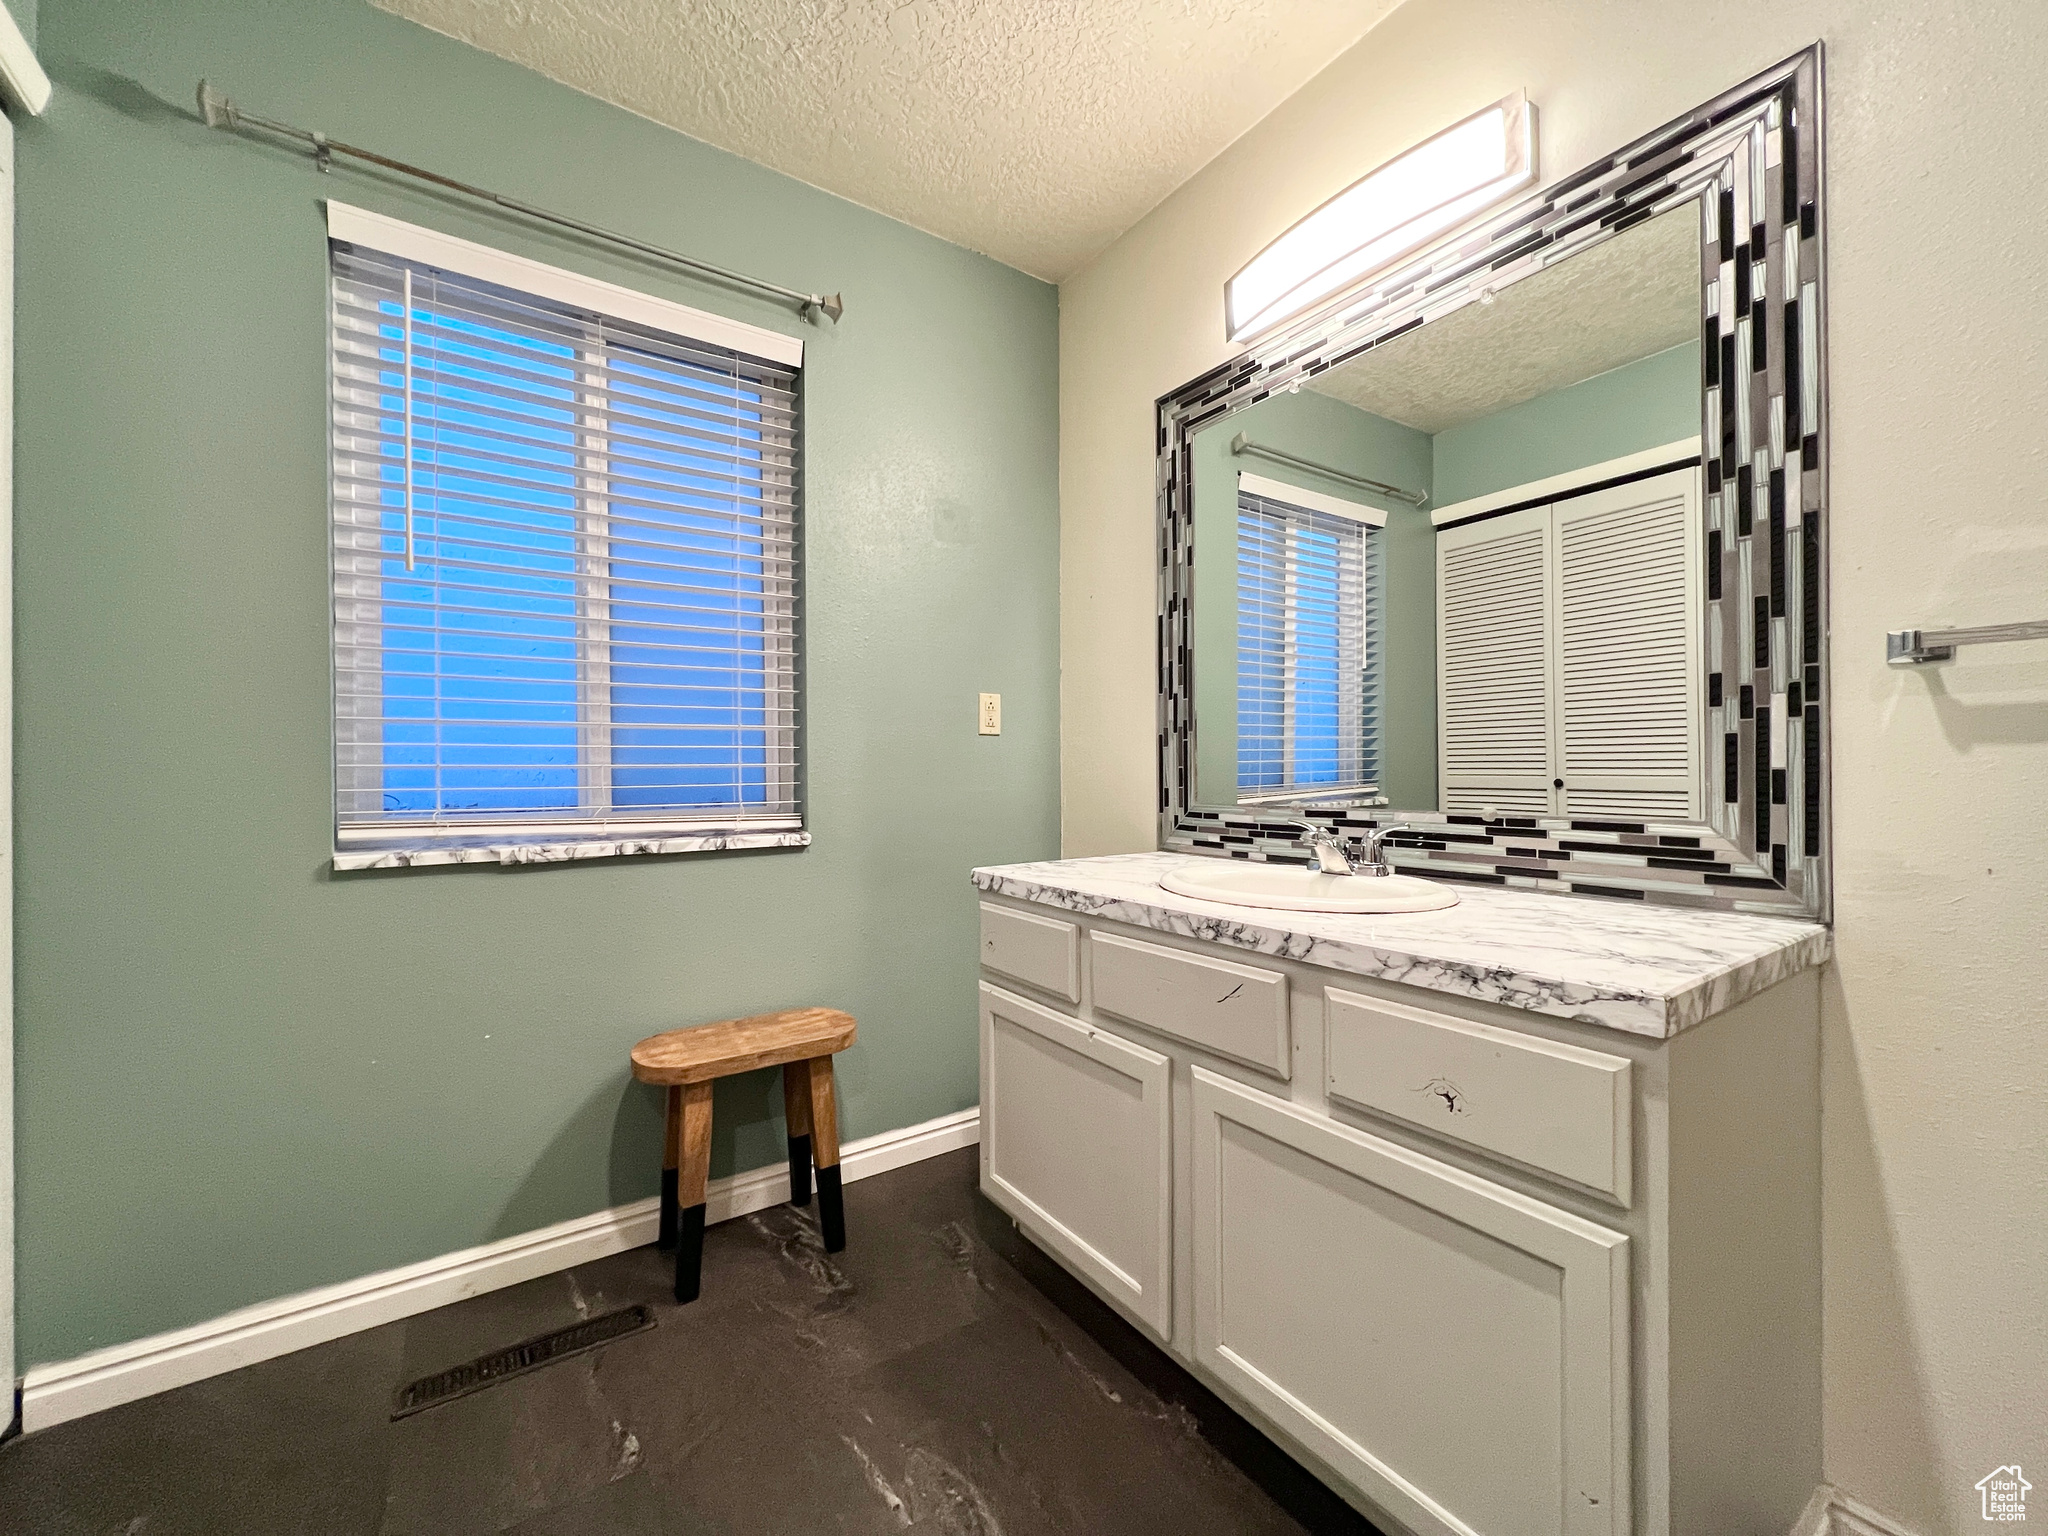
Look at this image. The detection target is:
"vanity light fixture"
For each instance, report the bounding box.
[1225,93,1536,342]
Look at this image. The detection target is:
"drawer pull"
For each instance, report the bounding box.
[1416,1077,1467,1116]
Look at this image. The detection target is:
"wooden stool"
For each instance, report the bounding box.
[629,1006,857,1304]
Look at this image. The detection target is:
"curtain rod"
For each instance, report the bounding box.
[195,80,844,326]
[1229,432,1428,508]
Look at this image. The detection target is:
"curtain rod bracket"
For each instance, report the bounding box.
[194,78,843,327]
[197,78,235,131]
[800,293,844,326]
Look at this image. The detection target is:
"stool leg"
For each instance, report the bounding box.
[805,1055,846,1254]
[782,1060,814,1208]
[675,1081,713,1304]
[658,1086,681,1250]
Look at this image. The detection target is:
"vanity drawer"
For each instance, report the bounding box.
[1088,931,1290,1078]
[1325,988,1633,1204]
[979,902,1080,1002]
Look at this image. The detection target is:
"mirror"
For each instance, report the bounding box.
[1190,206,1703,820]
[1161,49,1829,918]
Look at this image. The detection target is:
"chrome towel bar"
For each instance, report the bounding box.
[1886,620,2048,665]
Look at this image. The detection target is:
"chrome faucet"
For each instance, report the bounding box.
[1290,820,1357,875]
[1287,821,1414,878]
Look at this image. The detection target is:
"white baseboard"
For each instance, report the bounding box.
[19,1106,979,1434]
[1792,1485,1925,1536]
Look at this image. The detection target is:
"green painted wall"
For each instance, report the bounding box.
[14,0,1059,1365]
[1188,389,1436,809]
[1431,342,1702,508]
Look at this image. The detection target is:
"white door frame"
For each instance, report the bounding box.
[1427,436,1702,529]
[0,16,53,1430]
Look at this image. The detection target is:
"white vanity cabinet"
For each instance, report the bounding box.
[974,876,1824,1536]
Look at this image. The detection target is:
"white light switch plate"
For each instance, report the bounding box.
[979,693,1001,735]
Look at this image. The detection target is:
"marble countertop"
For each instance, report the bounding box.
[971,852,1830,1039]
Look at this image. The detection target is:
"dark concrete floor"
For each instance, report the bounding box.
[0,1148,1383,1535]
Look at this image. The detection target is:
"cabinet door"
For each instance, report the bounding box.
[1552,469,1701,824]
[1437,505,1556,817]
[979,983,1173,1340]
[1191,1068,1630,1536]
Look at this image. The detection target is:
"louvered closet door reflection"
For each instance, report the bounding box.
[1436,506,1555,817]
[1553,469,1701,823]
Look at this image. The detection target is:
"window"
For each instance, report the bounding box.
[326,205,802,866]
[1236,488,1384,800]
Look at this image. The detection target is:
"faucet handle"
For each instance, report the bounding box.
[1283,817,1344,847]
[1357,824,1418,868]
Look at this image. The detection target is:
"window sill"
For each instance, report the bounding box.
[333,827,810,872]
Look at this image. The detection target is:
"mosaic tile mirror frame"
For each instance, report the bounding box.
[1157,47,1830,920]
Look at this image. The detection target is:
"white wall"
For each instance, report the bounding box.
[1058,3,2048,1532]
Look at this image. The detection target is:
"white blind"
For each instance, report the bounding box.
[1236,492,1379,798]
[329,239,800,851]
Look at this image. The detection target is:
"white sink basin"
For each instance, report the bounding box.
[1158,862,1460,914]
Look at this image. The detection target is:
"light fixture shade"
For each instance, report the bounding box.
[1226,93,1536,342]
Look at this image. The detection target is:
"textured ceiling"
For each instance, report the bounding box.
[374,0,1403,281]
[1313,207,1702,435]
